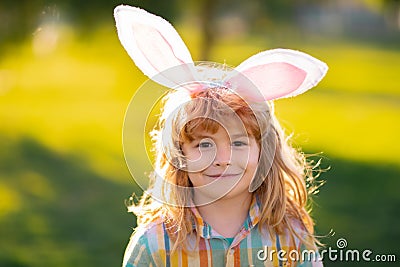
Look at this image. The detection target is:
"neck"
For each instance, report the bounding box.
[194,193,252,238]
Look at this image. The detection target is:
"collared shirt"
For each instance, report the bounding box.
[123,197,323,267]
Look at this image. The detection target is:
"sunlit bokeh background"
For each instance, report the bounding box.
[1,0,399,266]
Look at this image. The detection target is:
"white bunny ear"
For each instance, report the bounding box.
[225,49,328,101]
[114,5,196,88]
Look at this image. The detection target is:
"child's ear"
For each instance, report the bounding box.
[114,5,196,88]
[225,49,328,101]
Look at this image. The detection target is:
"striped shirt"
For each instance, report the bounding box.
[123,197,323,267]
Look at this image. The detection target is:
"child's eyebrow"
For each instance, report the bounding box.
[192,133,249,139]
[230,133,249,138]
[191,134,213,140]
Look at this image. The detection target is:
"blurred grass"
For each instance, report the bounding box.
[0,135,136,266]
[312,156,400,266]
[0,24,399,266]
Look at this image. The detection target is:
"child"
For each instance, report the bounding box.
[114,5,328,267]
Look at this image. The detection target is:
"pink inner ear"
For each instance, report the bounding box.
[131,23,196,87]
[241,62,307,100]
[133,23,185,72]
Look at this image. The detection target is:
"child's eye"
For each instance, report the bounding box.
[198,141,213,148]
[232,141,247,147]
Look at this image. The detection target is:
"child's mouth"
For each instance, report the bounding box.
[205,173,241,179]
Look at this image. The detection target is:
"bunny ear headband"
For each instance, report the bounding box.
[114,5,327,101]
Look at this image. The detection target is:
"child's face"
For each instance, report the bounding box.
[181,119,260,205]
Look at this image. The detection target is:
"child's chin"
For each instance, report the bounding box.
[193,185,250,205]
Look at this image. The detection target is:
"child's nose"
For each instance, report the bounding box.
[213,145,232,166]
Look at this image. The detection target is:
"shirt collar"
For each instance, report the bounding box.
[190,195,261,239]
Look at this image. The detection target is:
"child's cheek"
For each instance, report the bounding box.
[238,144,260,172]
[185,149,215,173]
[232,150,248,169]
[233,147,254,168]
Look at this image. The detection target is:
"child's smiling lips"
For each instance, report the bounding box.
[205,173,241,179]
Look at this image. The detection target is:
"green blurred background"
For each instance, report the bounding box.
[0,0,399,266]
